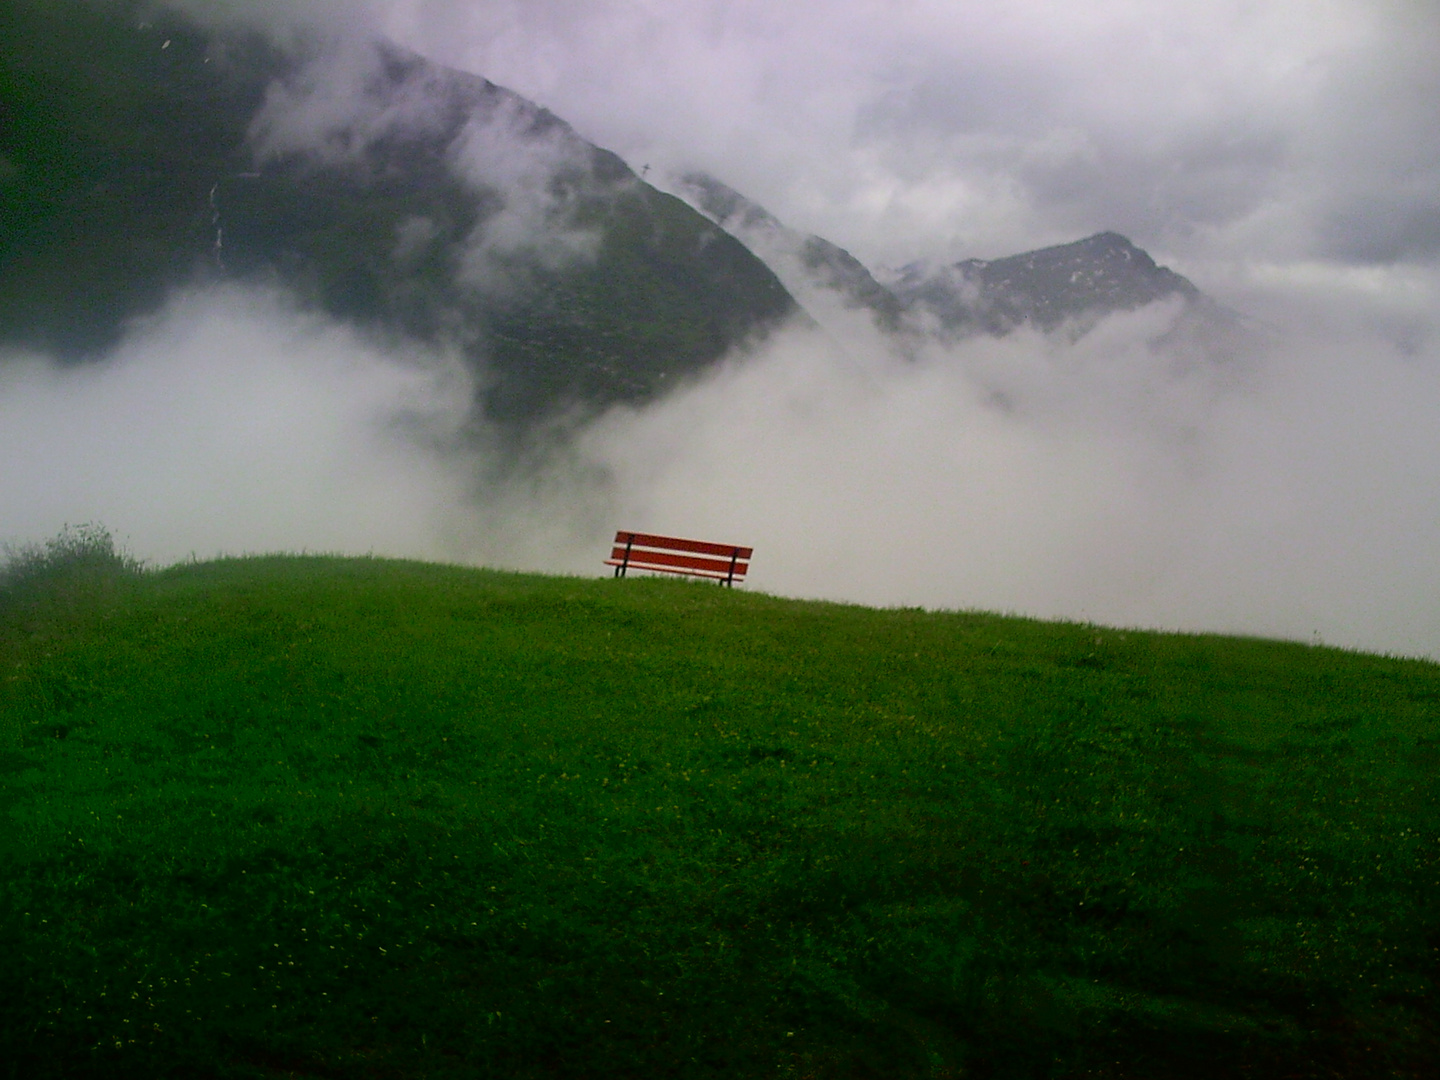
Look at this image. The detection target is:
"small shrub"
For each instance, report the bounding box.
[0,522,145,601]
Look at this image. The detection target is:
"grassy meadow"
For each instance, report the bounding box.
[1,535,1437,1077]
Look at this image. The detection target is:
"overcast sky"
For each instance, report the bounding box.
[341,0,1440,281]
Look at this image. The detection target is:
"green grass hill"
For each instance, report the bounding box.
[2,547,1438,1077]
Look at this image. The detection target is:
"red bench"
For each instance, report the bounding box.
[606,531,753,587]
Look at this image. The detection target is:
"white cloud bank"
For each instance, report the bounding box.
[573,289,1440,658]
[7,273,1437,659]
[0,288,479,564]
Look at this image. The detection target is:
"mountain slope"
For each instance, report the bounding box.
[0,0,797,425]
[672,172,1250,362]
[884,231,1200,336]
[675,171,907,338]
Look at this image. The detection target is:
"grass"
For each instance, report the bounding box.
[1,545,1437,1078]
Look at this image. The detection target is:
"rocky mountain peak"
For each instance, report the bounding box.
[668,168,1227,352]
[887,232,1201,337]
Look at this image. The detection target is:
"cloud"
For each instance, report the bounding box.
[354,0,1439,273]
[4,269,1438,659]
[167,0,1440,272]
[245,33,458,166]
[566,284,1440,658]
[448,95,605,292]
[0,287,480,564]
[1302,9,1440,264]
[242,28,608,298]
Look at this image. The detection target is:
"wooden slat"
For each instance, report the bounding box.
[609,548,749,577]
[609,548,748,574]
[613,531,753,560]
[606,561,738,581]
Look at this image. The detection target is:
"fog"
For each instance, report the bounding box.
[563,267,1440,653]
[0,288,479,563]
[359,0,1440,272]
[245,33,608,293]
[3,0,1438,660]
[5,268,1439,658]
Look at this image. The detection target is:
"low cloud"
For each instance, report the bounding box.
[6,1,1437,661]
[246,34,457,166]
[567,283,1440,658]
[449,96,605,294]
[245,28,607,299]
[168,1,1440,272]
[0,287,479,564]
[4,273,1438,659]
[355,0,1439,273]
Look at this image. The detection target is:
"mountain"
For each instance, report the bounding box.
[882,231,1201,337]
[674,172,906,337]
[673,172,1249,361]
[2,0,1251,441]
[0,0,796,426]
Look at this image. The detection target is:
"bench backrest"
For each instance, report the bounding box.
[607,531,753,586]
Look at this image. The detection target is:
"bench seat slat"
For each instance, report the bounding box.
[607,548,749,577]
[604,560,737,581]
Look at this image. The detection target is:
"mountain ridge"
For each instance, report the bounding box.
[3,0,1252,436]
[0,0,797,427]
[883,230,1202,337]
[672,171,1229,350]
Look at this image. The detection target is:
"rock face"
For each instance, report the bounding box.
[670,173,1239,358]
[882,232,1201,337]
[675,173,906,334]
[0,0,796,426]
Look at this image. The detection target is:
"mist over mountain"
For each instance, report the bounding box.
[671,170,1256,373]
[674,171,907,333]
[1,0,1257,435]
[886,231,1196,335]
[0,0,795,426]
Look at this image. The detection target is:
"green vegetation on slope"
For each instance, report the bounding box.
[0,0,270,356]
[1,552,1438,1078]
[0,0,796,422]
